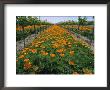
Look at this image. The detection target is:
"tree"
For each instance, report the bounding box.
[78,16,81,30]
[78,16,87,30]
[27,16,39,35]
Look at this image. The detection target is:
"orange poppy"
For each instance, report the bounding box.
[24,58,29,62]
[70,51,74,56]
[31,49,37,53]
[50,54,55,57]
[24,62,32,70]
[60,53,65,57]
[56,48,65,53]
[69,61,75,65]
[19,55,24,59]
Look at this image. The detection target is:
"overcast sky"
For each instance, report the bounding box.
[36,16,94,24]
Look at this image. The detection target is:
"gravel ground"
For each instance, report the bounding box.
[16,26,50,51]
[68,30,94,52]
[16,34,36,51]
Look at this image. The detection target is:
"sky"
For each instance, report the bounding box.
[37,16,94,24]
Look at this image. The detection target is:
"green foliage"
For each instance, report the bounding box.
[16,16,28,27]
[27,16,38,25]
[78,16,87,25]
[63,25,94,41]
[58,20,78,25]
[16,25,50,41]
[16,16,52,41]
[16,38,94,74]
[16,17,94,74]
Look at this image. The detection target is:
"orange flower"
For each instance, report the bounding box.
[52,43,59,48]
[45,52,48,55]
[62,40,67,45]
[31,49,37,53]
[24,62,32,70]
[19,55,24,59]
[16,27,21,31]
[70,51,74,56]
[24,58,29,62]
[41,51,48,56]
[56,48,65,53]
[69,61,75,65]
[16,60,18,62]
[60,53,65,57]
[50,54,55,57]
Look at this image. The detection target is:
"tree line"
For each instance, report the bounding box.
[57,16,94,26]
[16,16,52,48]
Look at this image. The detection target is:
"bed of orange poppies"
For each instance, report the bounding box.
[16,25,94,74]
[61,25,93,31]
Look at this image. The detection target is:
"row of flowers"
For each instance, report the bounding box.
[16,25,47,31]
[61,25,93,31]
[16,25,94,74]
